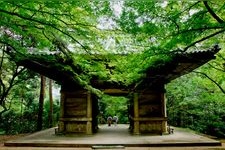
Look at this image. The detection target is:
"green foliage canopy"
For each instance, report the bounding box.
[0,1,225,92]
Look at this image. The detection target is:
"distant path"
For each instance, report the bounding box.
[97,124,130,135]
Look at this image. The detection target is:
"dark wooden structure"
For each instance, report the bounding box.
[15,45,220,135]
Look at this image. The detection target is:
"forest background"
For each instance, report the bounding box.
[0,1,225,138]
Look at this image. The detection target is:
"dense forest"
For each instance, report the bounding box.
[0,1,225,138]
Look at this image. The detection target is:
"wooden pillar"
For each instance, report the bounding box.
[58,90,65,133]
[58,88,94,134]
[161,91,167,133]
[133,93,140,134]
[86,91,92,134]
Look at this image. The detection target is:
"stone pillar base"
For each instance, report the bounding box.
[131,117,167,134]
[58,118,93,134]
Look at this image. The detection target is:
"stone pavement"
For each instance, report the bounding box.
[2,124,223,150]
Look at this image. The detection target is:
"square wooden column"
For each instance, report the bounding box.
[58,90,65,133]
[86,92,92,134]
[133,87,167,134]
[133,93,140,134]
[161,92,167,133]
[58,87,94,134]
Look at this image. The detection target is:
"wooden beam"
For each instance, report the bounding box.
[59,118,92,121]
[103,89,129,95]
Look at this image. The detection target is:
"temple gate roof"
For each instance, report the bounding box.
[11,45,220,92]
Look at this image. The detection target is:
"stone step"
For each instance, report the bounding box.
[92,145,125,149]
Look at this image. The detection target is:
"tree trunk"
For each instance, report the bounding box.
[48,79,53,128]
[37,75,46,131]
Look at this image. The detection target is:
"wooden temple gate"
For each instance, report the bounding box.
[14,45,220,135]
[56,45,221,135]
[58,84,168,135]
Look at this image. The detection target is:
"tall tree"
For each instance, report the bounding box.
[37,75,46,131]
[0,45,33,117]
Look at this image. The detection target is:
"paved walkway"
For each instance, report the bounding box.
[2,124,223,150]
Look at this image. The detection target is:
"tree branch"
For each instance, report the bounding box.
[183,29,225,51]
[0,102,9,117]
[207,63,224,72]
[0,65,26,105]
[203,1,224,24]
[194,71,225,94]
[8,2,71,17]
[0,47,6,96]
[171,26,224,37]
[207,53,225,72]
[173,1,201,17]
[217,53,225,61]
[0,77,5,96]
[0,39,26,57]
[0,46,5,71]
[0,8,90,53]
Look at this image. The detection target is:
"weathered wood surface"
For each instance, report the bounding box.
[58,90,93,134]
[130,90,167,134]
[65,98,87,117]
